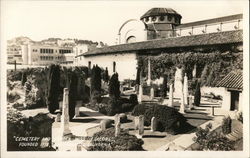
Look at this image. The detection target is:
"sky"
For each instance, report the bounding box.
[1,0,245,45]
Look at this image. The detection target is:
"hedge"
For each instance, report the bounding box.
[132,104,192,134]
[88,127,144,151]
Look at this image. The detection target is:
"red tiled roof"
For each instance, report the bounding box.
[80,30,243,57]
[216,71,243,90]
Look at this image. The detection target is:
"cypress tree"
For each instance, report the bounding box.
[194,81,201,106]
[109,73,120,99]
[69,69,78,120]
[21,71,27,86]
[47,65,60,114]
[161,74,168,98]
[135,67,141,85]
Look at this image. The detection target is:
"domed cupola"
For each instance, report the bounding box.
[140,8,182,40]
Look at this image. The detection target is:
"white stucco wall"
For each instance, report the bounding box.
[81,52,138,81]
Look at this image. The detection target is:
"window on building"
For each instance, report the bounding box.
[113,61,116,73]
[88,61,91,70]
[168,15,173,21]
[160,16,165,21]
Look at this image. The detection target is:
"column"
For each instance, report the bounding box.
[179,89,185,114]
[61,88,72,140]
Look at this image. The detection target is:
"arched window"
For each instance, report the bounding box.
[126,36,136,43]
[160,16,165,21]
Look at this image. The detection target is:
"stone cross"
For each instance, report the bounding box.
[138,85,143,103]
[147,57,151,85]
[61,88,72,139]
[115,123,121,137]
[183,73,189,105]
[151,117,157,132]
[150,87,154,100]
[168,84,173,107]
[138,115,144,138]
[134,116,139,130]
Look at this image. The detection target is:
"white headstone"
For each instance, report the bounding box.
[183,73,189,105]
[138,115,144,138]
[168,84,173,107]
[150,87,154,100]
[192,64,197,78]
[115,114,120,126]
[61,88,72,139]
[138,85,143,103]
[179,92,185,114]
[174,67,183,98]
[115,123,121,137]
[151,117,157,132]
[134,116,139,130]
[188,95,194,110]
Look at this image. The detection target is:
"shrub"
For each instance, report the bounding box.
[129,94,138,106]
[47,65,60,114]
[161,74,168,98]
[194,81,201,106]
[193,123,235,151]
[68,70,78,120]
[222,116,232,134]
[132,104,189,134]
[90,65,102,93]
[7,90,21,103]
[88,127,144,151]
[109,73,120,99]
[121,103,133,112]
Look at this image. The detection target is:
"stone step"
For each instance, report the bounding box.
[226,134,238,141]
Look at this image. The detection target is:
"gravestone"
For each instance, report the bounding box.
[120,84,123,94]
[183,73,188,105]
[100,121,107,131]
[134,116,139,130]
[75,101,82,117]
[192,64,197,78]
[174,67,183,98]
[77,144,82,151]
[115,114,120,126]
[56,113,61,122]
[138,115,144,138]
[115,123,121,137]
[138,85,143,103]
[168,84,173,107]
[188,95,194,110]
[150,87,154,100]
[179,92,185,114]
[61,88,72,140]
[151,117,157,132]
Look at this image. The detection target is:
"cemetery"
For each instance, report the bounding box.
[7,52,243,151]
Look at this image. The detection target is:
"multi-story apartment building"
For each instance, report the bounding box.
[21,44,74,66]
